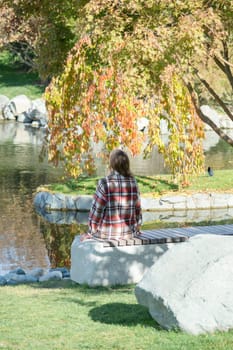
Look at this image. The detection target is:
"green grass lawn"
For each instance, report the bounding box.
[45,169,233,196]
[0,280,232,350]
[0,50,45,99]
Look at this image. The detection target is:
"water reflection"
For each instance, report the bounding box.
[41,222,86,268]
[1,121,233,274]
[0,121,64,275]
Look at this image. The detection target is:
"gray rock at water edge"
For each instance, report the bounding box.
[5,273,38,284]
[39,271,63,282]
[0,276,7,286]
[67,194,93,211]
[3,95,32,120]
[11,267,26,275]
[3,104,15,120]
[0,94,10,119]
[49,267,70,278]
[135,234,233,335]
[34,191,233,217]
[17,111,32,123]
[0,266,71,286]
[7,279,18,286]
[28,268,44,278]
[33,191,44,209]
[34,191,93,212]
[34,192,67,211]
[30,98,48,126]
[1,95,48,126]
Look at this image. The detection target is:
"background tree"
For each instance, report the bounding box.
[0,4,37,69]
[0,0,79,80]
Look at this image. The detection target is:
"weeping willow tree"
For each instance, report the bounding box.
[45,0,233,184]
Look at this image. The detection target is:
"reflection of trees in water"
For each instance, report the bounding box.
[0,126,64,272]
[0,191,49,273]
[205,139,233,170]
[0,165,63,198]
[0,142,64,191]
[0,165,63,273]
[41,222,87,268]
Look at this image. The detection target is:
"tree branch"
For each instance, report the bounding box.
[213,40,233,90]
[222,40,233,89]
[213,55,226,72]
[186,82,233,147]
[195,70,233,121]
[6,42,35,69]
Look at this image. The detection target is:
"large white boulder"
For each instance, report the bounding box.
[70,236,175,287]
[30,98,48,125]
[3,95,32,120]
[135,234,233,335]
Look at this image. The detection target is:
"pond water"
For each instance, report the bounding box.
[0,122,64,275]
[1,121,233,275]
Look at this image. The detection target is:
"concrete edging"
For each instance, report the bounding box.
[34,190,233,212]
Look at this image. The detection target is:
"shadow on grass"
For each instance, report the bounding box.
[136,175,178,194]
[28,282,161,329]
[31,279,136,294]
[89,302,161,329]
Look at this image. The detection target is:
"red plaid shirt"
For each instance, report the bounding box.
[88,171,142,240]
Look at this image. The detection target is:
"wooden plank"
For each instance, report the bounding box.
[148,238,159,244]
[140,231,187,241]
[157,238,168,244]
[171,236,188,243]
[101,224,233,248]
[134,238,144,245]
[126,238,136,246]
[142,239,150,245]
[140,232,165,239]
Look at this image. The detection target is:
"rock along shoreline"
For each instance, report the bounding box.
[33,189,233,226]
[34,190,233,212]
[0,267,70,286]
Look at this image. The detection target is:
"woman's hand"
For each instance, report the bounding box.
[80,233,93,242]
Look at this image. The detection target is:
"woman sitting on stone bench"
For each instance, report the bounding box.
[80,149,142,242]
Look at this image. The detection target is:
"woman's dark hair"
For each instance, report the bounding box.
[110,149,132,177]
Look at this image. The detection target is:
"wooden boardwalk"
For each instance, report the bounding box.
[102,224,233,247]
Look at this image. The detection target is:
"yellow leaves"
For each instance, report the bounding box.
[45,37,146,178]
[145,72,204,185]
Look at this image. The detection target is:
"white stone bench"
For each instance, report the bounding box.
[70,233,188,287]
[70,224,233,287]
